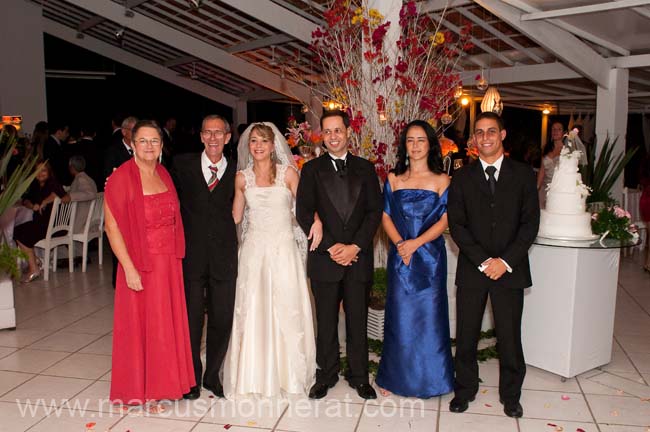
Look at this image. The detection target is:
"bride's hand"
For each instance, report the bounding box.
[308,219,323,251]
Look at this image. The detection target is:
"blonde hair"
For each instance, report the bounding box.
[250,123,277,184]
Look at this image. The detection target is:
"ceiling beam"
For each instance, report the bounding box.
[420,0,473,13]
[456,7,545,63]
[609,54,650,68]
[502,0,630,55]
[226,34,293,54]
[125,0,149,8]
[163,55,197,68]
[462,62,581,86]
[476,0,612,88]
[63,0,309,103]
[77,15,104,32]
[521,0,650,21]
[43,18,239,108]
[430,12,515,66]
[219,0,315,44]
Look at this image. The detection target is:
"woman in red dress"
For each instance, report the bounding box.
[104,120,194,410]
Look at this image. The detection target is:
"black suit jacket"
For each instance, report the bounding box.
[296,154,382,282]
[171,153,238,280]
[447,157,540,290]
[103,140,132,180]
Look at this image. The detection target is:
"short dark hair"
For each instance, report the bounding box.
[475,112,504,131]
[320,109,350,129]
[131,120,163,140]
[393,120,444,176]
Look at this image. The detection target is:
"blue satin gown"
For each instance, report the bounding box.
[375,181,454,398]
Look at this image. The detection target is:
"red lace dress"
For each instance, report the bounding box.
[110,190,194,404]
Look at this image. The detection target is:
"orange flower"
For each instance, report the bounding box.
[439,136,458,156]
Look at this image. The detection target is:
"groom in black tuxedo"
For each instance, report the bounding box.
[447,112,539,418]
[296,110,383,400]
[171,114,238,400]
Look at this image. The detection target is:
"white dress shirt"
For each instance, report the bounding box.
[477,154,512,274]
[201,151,228,184]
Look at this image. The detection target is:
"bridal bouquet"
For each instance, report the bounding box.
[591,205,639,242]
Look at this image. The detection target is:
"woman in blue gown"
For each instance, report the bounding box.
[375,120,454,398]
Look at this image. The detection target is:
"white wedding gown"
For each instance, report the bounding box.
[222,165,316,399]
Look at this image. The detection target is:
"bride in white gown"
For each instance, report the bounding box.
[222,122,318,399]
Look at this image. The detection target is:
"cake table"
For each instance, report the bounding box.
[521,236,635,379]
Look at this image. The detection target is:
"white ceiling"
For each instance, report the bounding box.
[31,0,650,113]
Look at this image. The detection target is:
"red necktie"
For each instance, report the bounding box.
[208,165,219,191]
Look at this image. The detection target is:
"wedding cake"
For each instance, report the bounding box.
[538,147,593,239]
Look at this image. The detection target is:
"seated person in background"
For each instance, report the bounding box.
[62,155,98,234]
[14,162,66,283]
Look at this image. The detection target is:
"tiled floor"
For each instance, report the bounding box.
[1,251,649,431]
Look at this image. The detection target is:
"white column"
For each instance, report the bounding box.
[0,0,47,134]
[233,99,248,129]
[595,68,629,203]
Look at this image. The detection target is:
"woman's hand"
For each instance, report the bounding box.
[397,239,419,265]
[308,218,323,251]
[32,203,42,214]
[124,266,143,292]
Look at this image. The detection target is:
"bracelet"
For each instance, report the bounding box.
[396,240,405,246]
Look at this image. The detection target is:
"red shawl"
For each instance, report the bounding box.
[104,158,185,273]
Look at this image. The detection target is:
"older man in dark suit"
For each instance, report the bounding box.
[296,110,383,400]
[447,112,540,418]
[171,114,237,400]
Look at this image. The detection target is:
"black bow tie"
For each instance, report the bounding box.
[331,157,347,174]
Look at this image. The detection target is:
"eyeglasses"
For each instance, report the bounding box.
[201,129,226,138]
[322,128,345,136]
[134,138,161,146]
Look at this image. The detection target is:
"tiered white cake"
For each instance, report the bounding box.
[538,147,593,239]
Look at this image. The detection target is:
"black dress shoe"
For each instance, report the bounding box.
[449,396,475,413]
[183,386,200,400]
[203,383,225,398]
[352,383,377,400]
[502,401,523,418]
[309,382,335,399]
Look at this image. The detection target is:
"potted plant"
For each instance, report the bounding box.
[580,135,638,209]
[367,267,387,340]
[0,131,41,330]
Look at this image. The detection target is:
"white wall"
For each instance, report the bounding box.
[0,0,47,134]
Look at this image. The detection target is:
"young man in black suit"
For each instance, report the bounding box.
[296,110,383,400]
[447,112,540,418]
[171,114,237,400]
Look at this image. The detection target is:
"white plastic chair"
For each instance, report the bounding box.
[73,193,104,272]
[34,197,77,281]
[622,187,647,255]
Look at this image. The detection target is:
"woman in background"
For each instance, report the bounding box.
[537,121,565,208]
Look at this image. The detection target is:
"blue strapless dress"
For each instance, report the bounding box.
[375,182,454,398]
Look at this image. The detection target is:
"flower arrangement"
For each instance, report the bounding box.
[285,116,321,149]
[293,154,307,171]
[591,205,638,242]
[439,136,458,157]
[309,0,471,180]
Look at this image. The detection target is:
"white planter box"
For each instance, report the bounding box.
[367,307,385,340]
[0,275,16,329]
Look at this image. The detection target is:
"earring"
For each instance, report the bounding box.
[405,154,409,166]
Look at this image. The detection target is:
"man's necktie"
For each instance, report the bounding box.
[127,147,133,157]
[485,165,497,195]
[332,157,347,176]
[208,165,219,191]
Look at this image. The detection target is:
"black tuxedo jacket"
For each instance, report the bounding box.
[171,153,237,280]
[447,157,540,290]
[296,154,382,282]
[103,140,132,180]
